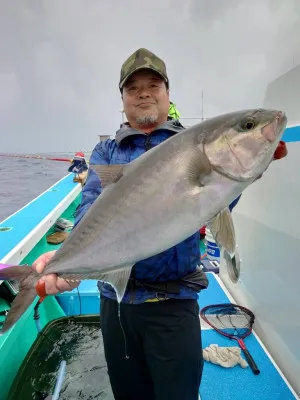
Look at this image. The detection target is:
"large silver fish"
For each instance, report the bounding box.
[0,108,287,334]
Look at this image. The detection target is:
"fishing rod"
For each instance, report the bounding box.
[0,153,72,162]
[0,152,92,164]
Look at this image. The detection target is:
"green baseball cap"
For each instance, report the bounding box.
[119,48,169,90]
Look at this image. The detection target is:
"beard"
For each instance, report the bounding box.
[135,114,159,126]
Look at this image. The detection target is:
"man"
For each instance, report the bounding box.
[68,151,89,186]
[33,48,286,399]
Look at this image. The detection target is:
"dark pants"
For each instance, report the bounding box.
[100,296,203,400]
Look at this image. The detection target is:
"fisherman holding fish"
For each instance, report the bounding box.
[1,48,288,400]
[36,49,213,400]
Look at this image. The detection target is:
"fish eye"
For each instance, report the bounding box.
[240,117,256,131]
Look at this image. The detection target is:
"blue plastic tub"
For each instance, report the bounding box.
[56,280,100,316]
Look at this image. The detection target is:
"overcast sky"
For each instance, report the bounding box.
[1,0,299,153]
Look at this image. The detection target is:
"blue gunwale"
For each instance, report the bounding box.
[0,174,80,263]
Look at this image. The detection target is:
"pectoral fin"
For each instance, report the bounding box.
[187,148,212,186]
[207,208,236,257]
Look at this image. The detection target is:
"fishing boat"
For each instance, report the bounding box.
[0,95,299,398]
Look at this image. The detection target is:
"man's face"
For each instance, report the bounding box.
[122,70,170,129]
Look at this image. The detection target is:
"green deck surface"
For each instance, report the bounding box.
[21,193,82,264]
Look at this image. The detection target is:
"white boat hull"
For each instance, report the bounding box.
[219,65,300,395]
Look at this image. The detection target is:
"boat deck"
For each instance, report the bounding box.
[57,272,298,400]
[198,273,298,399]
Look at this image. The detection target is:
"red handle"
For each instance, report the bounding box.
[35,281,47,301]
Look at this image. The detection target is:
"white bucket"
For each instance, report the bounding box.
[205,228,221,262]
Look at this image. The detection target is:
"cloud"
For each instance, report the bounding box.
[0,73,22,115]
[0,0,299,152]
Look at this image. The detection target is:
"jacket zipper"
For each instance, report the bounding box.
[145,136,152,151]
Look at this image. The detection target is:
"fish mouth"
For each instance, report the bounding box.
[261,111,287,142]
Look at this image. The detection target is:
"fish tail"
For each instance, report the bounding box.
[0,264,39,335]
[0,263,33,281]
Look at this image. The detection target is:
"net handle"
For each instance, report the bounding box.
[238,339,260,375]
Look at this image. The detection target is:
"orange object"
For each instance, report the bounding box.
[35,281,47,302]
[274,141,288,160]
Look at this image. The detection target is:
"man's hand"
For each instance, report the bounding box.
[33,251,80,295]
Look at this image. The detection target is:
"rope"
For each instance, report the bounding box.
[203,344,248,369]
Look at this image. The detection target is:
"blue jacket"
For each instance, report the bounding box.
[74,119,241,303]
